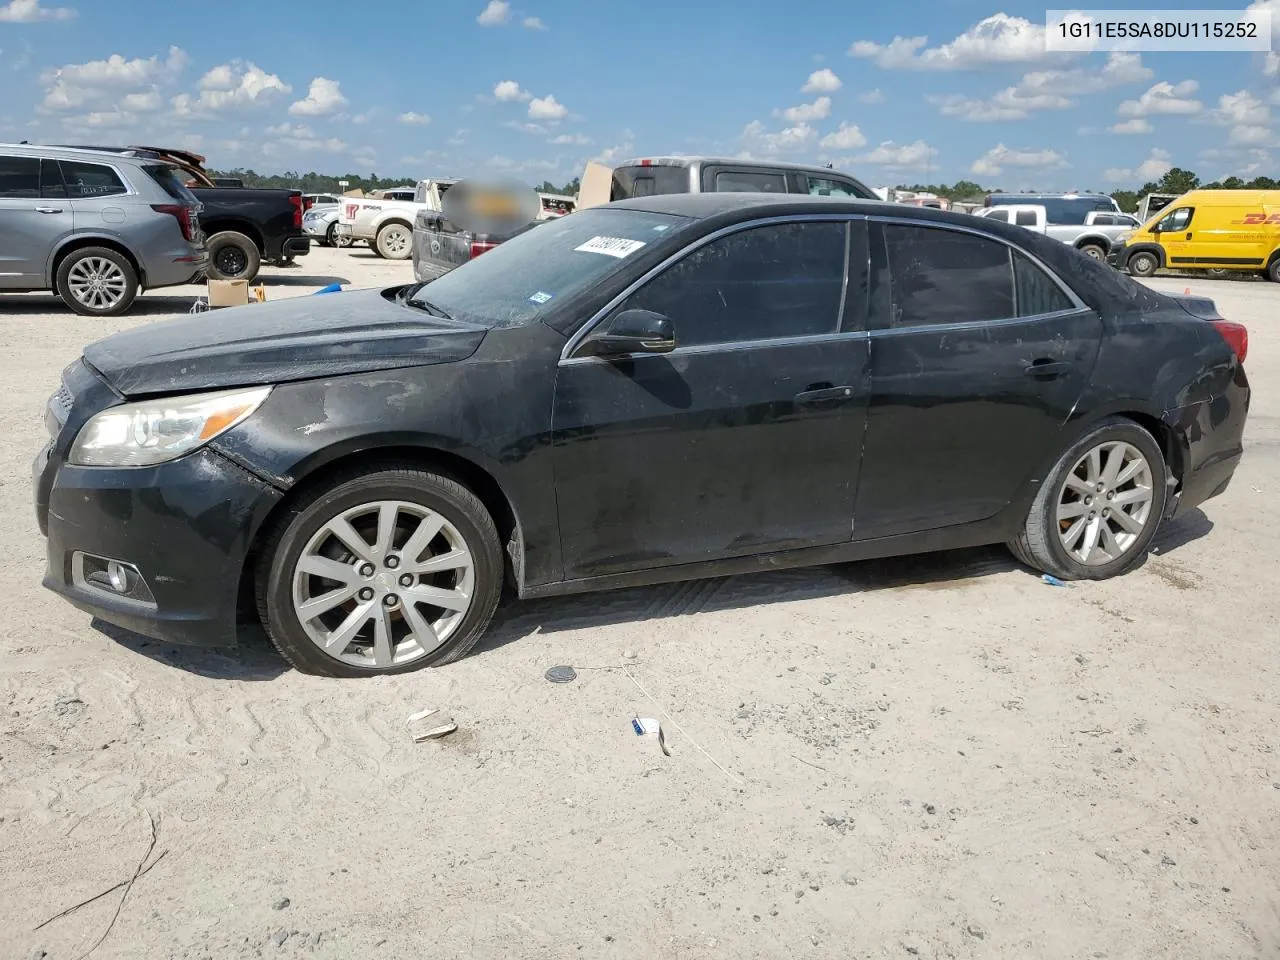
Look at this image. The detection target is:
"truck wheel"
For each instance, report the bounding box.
[1078,243,1106,261]
[57,247,139,317]
[1127,251,1159,278]
[206,231,262,282]
[376,222,413,260]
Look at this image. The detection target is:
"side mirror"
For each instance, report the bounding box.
[581,309,676,358]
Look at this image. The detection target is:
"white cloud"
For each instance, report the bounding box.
[802,68,841,94]
[447,129,469,146]
[172,60,290,116]
[265,122,314,138]
[523,16,546,29]
[970,143,1069,176]
[289,77,348,117]
[504,120,547,134]
[494,80,532,102]
[820,122,867,150]
[1108,118,1152,134]
[1246,0,1280,43]
[477,0,510,26]
[931,52,1152,121]
[849,14,1070,70]
[775,96,831,123]
[121,90,162,112]
[1211,90,1270,126]
[594,130,636,164]
[398,111,431,125]
[0,0,75,22]
[1117,80,1202,118]
[1103,148,1174,183]
[740,119,818,156]
[528,94,568,120]
[41,46,186,111]
[551,132,592,145]
[857,88,885,104]
[854,139,938,170]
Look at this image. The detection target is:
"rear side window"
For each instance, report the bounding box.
[1013,251,1075,316]
[41,159,67,199]
[59,161,128,198]
[883,224,1014,328]
[0,155,40,198]
[146,164,197,202]
[983,209,1010,222]
[713,170,786,193]
[1014,210,1038,227]
[610,165,690,200]
[808,176,865,198]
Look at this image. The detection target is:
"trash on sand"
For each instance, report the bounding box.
[407,708,457,742]
[545,665,577,683]
[313,283,342,295]
[632,716,672,757]
[1041,574,1071,588]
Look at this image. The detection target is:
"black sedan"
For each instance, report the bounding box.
[34,194,1251,677]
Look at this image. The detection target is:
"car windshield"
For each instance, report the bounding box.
[403,207,693,328]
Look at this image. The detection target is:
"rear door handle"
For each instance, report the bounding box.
[1024,359,1072,380]
[35,206,63,214]
[795,385,856,406]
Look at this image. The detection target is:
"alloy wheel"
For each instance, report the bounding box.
[66,257,128,311]
[380,225,410,257]
[291,500,476,669]
[1055,441,1154,566]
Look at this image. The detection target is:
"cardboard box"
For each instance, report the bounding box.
[207,279,249,308]
[576,161,612,211]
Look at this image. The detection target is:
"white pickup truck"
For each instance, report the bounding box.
[334,178,458,259]
[973,204,1142,261]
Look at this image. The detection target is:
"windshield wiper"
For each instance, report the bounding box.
[402,291,453,319]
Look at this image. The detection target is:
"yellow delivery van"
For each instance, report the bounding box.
[1108,189,1280,281]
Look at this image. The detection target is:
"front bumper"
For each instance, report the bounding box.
[35,425,283,647]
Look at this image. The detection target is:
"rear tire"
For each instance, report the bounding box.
[1205,267,1231,279]
[1009,417,1167,581]
[1078,243,1106,261]
[375,222,413,260]
[255,467,504,677]
[1127,251,1159,278]
[1267,258,1280,283]
[57,247,139,317]
[205,231,262,282]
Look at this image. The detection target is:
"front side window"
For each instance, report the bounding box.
[713,170,786,193]
[983,209,1010,222]
[883,224,1015,328]
[0,155,40,199]
[614,221,848,348]
[1156,207,1194,232]
[808,176,861,197]
[58,161,128,199]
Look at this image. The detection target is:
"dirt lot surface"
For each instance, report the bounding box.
[1,248,1277,960]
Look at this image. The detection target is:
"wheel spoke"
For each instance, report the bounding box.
[1078,517,1102,562]
[1112,507,1146,536]
[404,584,470,611]
[409,548,470,575]
[1057,499,1089,522]
[399,512,445,565]
[373,502,399,559]
[372,607,395,667]
[1064,473,1093,496]
[1061,516,1088,550]
[1085,447,1103,485]
[1101,444,1125,487]
[297,554,361,586]
[296,585,354,620]
[402,601,442,653]
[1100,523,1124,560]
[1112,487,1151,507]
[1115,459,1144,487]
[327,516,374,563]
[325,601,374,651]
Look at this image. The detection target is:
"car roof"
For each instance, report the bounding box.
[605,192,896,220]
[0,142,153,164]
[614,155,864,178]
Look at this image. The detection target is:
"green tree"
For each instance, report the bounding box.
[1157,167,1200,194]
[1109,190,1139,213]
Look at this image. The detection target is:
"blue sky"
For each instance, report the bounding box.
[2,0,1278,189]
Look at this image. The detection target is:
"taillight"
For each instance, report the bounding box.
[1210,320,1248,364]
[152,203,195,241]
[469,240,497,259]
[289,194,303,228]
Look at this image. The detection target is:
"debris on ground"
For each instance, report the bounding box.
[407,708,457,742]
[1041,574,1071,588]
[631,717,671,757]
[545,665,577,683]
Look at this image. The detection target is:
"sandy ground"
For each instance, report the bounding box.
[0,248,1277,960]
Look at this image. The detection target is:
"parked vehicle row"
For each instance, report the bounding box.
[974,204,1142,260]
[335,178,458,259]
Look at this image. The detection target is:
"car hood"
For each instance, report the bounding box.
[83,287,488,397]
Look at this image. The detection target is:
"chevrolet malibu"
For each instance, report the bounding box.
[34,194,1251,677]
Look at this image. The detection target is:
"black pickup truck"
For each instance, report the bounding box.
[52,144,309,282]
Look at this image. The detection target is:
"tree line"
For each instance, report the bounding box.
[207,168,584,197]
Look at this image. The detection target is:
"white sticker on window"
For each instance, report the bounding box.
[574,236,647,258]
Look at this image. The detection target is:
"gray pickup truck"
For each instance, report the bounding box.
[411,209,540,282]
[973,204,1142,261]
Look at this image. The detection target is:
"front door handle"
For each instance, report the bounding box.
[35,206,63,214]
[795,384,856,406]
[1024,359,1072,380]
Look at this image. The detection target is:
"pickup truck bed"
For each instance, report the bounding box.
[411,210,538,282]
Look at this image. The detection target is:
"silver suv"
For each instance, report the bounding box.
[0,144,207,316]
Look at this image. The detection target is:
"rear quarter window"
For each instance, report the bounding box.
[610,165,690,200]
[713,170,786,193]
[58,160,128,199]
[146,164,199,202]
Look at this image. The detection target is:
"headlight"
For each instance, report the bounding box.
[1115,230,1133,244]
[69,386,272,467]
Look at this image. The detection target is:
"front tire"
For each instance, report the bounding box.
[1078,243,1106,261]
[205,231,262,282]
[256,467,504,677]
[1009,417,1167,581]
[375,222,413,260]
[1127,251,1159,278]
[57,247,139,317]
[324,222,338,248]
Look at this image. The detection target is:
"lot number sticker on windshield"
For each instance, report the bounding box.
[575,236,647,258]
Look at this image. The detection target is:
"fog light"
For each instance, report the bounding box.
[72,552,156,606]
